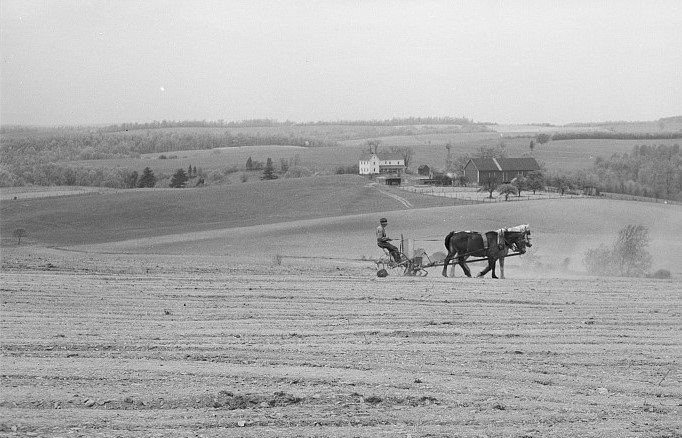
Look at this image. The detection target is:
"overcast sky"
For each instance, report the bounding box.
[1,0,681,126]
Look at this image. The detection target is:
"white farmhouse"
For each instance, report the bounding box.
[359,153,405,176]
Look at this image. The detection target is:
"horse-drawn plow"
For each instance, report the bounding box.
[375,225,532,278]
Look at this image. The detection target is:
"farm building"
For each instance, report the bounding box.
[359,153,406,176]
[376,176,402,185]
[464,157,540,184]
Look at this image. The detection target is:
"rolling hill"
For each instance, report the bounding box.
[0,175,456,247]
[71,197,681,276]
[2,175,680,276]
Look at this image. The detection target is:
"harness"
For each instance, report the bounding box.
[449,227,529,259]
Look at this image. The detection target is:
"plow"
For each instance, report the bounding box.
[375,226,530,278]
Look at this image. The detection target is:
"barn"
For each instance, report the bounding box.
[417,165,431,176]
[464,157,540,184]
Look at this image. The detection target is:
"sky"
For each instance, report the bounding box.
[1,0,681,126]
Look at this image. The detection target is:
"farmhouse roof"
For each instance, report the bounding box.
[359,152,404,161]
[468,158,500,171]
[468,157,539,171]
[496,157,540,171]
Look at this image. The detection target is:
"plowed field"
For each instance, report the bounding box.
[1,249,680,437]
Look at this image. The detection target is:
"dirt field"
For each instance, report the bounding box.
[1,248,680,437]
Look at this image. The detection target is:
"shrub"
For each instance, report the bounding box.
[648,269,671,279]
[272,254,283,266]
[284,166,313,178]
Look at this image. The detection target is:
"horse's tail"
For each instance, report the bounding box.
[444,231,455,250]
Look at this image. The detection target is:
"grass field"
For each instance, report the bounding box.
[60,129,682,178]
[0,175,461,247]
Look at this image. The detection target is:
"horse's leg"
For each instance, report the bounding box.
[478,258,493,277]
[499,256,505,279]
[442,251,453,277]
[490,258,498,279]
[458,256,471,277]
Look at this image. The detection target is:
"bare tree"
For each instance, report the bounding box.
[13,228,27,245]
[366,140,382,154]
[583,225,652,277]
[389,146,415,169]
[613,225,652,277]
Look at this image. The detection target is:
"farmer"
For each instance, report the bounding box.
[376,217,401,262]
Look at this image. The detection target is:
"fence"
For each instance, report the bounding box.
[600,192,680,205]
[401,185,582,203]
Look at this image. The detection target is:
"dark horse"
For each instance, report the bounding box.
[441,225,532,279]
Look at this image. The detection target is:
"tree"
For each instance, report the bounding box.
[13,228,27,245]
[497,183,518,201]
[584,243,617,276]
[188,165,193,178]
[261,157,278,180]
[526,170,545,194]
[170,168,189,188]
[137,167,156,188]
[280,158,289,173]
[613,225,652,277]
[390,146,415,169]
[529,140,535,155]
[476,145,507,159]
[550,175,571,195]
[480,174,500,198]
[583,225,652,277]
[535,133,551,145]
[512,175,527,197]
[366,139,381,154]
[125,170,138,188]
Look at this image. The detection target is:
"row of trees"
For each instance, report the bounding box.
[551,131,682,141]
[0,162,146,188]
[592,144,681,199]
[481,171,547,200]
[0,128,336,181]
[526,144,682,201]
[306,116,481,126]
[101,119,295,131]
[98,116,484,131]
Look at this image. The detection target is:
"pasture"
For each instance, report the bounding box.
[60,123,682,177]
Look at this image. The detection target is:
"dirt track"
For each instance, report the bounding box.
[1,248,681,437]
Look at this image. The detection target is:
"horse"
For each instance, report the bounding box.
[441,225,532,279]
